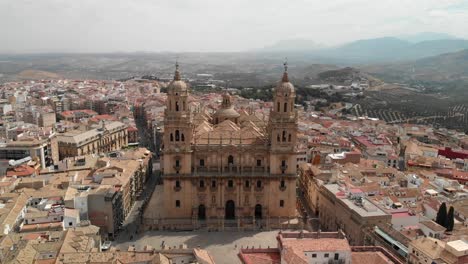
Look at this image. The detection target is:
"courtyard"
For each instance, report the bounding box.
[114,230,284,264]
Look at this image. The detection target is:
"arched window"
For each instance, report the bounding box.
[288,134,291,142]
[199,159,205,167]
[284,102,287,112]
[170,133,174,141]
[277,102,280,112]
[211,180,216,187]
[228,155,234,165]
[256,180,262,188]
[228,180,234,188]
[199,180,205,188]
[282,131,286,141]
[175,101,179,111]
[280,180,285,188]
[175,180,180,188]
[181,133,185,142]
[175,130,180,141]
[183,101,186,111]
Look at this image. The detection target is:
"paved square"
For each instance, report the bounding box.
[114,230,284,264]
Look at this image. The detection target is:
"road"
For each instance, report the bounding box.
[115,161,160,242]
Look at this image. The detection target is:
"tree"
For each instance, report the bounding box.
[446,206,455,231]
[436,202,447,227]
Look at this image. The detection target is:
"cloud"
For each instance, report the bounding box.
[0,0,467,53]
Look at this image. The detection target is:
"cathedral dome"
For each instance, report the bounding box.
[213,92,240,123]
[275,68,295,95]
[214,107,240,119]
[167,62,188,94]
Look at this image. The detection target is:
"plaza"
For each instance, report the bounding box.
[114,230,283,264]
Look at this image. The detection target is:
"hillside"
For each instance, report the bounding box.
[365,49,468,83]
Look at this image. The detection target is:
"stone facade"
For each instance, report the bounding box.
[57,121,128,159]
[155,64,298,230]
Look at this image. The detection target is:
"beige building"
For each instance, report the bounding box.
[317,184,391,246]
[57,121,128,159]
[157,63,298,230]
[408,237,468,264]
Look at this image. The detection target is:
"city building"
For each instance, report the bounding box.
[57,121,128,159]
[156,63,298,230]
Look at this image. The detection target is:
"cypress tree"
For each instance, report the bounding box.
[446,206,455,231]
[436,202,447,227]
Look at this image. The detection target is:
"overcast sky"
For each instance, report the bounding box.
[1,0,468,53]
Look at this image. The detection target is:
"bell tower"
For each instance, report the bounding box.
[163,62,192,175]
[269,62,298,175]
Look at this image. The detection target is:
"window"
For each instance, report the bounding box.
[175,159,180,167]
[277,102,280,112]
[312,253,317,258]
[256,159,262,166]
[284,102,287,112]
[245,180,250,188]
[324,253,329,258]
[175,200,181,207]
[170,133,174,141]
[175,101,179,111]
[282,131,286,141]
[69,222,73,226]
[228,180,234,188]
[277,134,280,142]
[281,160,286,167]
[256,180,262,188]
[181,134,185,142]
[183,101,186,111]
[200,159,205,167]
[280,180,285,188]
[288,134,291,142]
[175,130,180,141]
[211,180,216,188]
[175,180,180,188]
[199,180,205,188]
[280,200,284,207]
[228,155,234,165]
[334,253,339,260]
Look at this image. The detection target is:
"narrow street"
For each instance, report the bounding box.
[115,161,160,242]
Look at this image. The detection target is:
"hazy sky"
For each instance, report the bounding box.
[1,0,468,53]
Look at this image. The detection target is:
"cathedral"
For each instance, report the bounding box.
[159,63,298,230]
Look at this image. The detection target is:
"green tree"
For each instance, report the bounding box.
[436,202,447,227]
[446,206,455,231]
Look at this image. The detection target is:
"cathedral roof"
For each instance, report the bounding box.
[193,119,266,145]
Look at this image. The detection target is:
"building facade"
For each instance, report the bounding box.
[57,121,128,159]
[158,63,298,230]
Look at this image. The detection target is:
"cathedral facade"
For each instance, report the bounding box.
[159,63,298,230]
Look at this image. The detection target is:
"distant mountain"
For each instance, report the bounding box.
[259,35,468,63]
[398,32,456,43]
[328,38,468,62]
[364,49,468,83]
[260,39,324,52]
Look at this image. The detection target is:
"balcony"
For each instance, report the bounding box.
[225,186,236,192]
[173,186,181,192]
[197,186,207,192]
[173,164,182,172]
[279,185,287,191]
[254,186,264,192]
[280,165,288,173]
[223,165,238,175]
